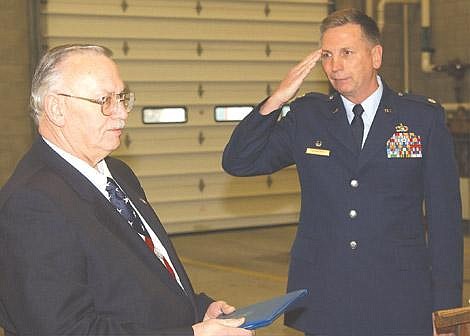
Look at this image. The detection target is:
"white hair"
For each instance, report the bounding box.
[30,44,113,125]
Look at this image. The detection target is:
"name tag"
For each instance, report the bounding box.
[305,148,330,156]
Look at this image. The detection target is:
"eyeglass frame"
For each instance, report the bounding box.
[56,90,135,116]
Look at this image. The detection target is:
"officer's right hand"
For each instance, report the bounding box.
[192,317,254,336]
[260,49,323,115]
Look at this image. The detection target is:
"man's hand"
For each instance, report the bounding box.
[260,49,323,115]
[192,317,254,336]
[203,301,236,320]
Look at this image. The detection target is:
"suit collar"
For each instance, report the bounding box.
[34,137,193,298]
[33,137,103,202]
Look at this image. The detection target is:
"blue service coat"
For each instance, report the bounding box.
[222,83,463,335]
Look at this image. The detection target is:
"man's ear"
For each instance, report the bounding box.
[43,94,65,127]
[371,44,383,70]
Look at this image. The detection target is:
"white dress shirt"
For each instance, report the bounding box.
[341,76,384,148]
[43,138,184,290]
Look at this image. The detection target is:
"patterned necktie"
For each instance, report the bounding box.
[105,177,176,279]
[351,104,365,152]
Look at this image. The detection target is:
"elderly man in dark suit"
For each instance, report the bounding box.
[223,8,462,336]
[0,44,253,336]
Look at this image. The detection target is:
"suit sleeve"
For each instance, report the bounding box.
[423,105,463,311]
[0,188,195,336]
[194,293,214,321]
[222,101,296,176]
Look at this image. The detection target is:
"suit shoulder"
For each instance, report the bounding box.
[289,92,331,110]
[294,91,330,103]
[0,164,58,212]
[395,91,443,110]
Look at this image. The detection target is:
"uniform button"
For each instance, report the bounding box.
[349,209,357,218]
[350,179,359,188]
[350,241,358,250]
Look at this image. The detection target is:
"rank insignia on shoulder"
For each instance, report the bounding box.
[387,124,422,158]
[427,98,437,104]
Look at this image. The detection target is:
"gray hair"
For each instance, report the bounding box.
[320,8,381,46]
[30,44,113,125]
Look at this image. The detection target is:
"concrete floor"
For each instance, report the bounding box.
[1,224,469,336]
[173,225,302,336]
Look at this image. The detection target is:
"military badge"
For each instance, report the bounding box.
[386,123,422,158]
[306,140,329,156]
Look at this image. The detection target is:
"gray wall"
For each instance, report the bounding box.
[0,0,34,186]
[0,0,468,183]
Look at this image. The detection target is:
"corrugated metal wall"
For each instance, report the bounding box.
[41,0,329,233]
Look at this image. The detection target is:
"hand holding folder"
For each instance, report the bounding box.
[218,289,308,330]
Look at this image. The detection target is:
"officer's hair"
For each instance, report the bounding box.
[320,8,381,46]
[30,44,113,125]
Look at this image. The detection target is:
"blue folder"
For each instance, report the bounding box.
[219,289,308,330]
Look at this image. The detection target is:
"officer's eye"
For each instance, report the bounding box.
[343,49,354,56]
[321,52,332,59]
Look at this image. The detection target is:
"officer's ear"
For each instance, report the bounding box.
[43,94,65,127]
[371,44,383,70]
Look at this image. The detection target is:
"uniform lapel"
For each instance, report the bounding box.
[357,84,398,171]
[322,93,359,172]
[325,93,358,155]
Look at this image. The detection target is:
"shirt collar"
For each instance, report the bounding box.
[341,75,384,124]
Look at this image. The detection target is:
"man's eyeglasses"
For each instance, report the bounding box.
[57,91,135,116]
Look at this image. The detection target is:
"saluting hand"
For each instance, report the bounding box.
[260,49,323,115]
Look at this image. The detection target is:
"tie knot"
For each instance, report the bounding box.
[352,104,364,117]
[106,177,115,190]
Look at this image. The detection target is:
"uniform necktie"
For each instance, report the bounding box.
[351,104,365,151]
[105,177,176,279]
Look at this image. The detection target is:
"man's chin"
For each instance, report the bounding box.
[330,80,350,94]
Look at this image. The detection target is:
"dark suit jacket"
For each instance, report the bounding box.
[222,83,463,335]
[0,137,213,335]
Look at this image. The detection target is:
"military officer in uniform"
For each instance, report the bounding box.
[222,8,462,336]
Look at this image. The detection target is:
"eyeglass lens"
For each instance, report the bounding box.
[102,92,135,115]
